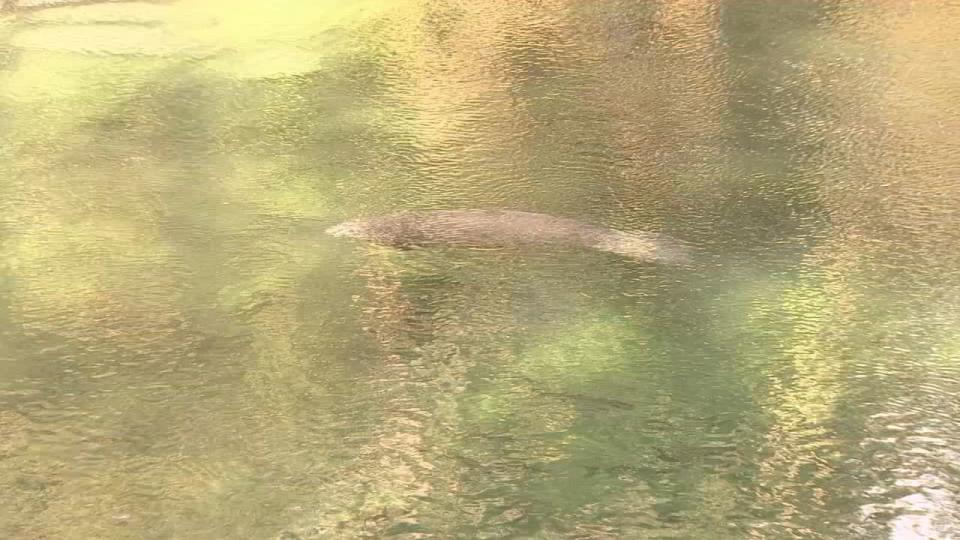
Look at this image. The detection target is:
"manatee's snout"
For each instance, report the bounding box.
[325,224,346,236]
[325,220,365,238]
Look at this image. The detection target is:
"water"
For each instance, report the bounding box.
[1,1,959,538]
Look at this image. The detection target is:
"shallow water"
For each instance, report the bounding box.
[2,1,959,538]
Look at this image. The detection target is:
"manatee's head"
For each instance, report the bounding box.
[325,213,418,247]
[325,218,371,239]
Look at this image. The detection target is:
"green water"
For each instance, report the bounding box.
[2,1,959,538]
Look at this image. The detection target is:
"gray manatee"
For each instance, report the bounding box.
[326,209,692,265]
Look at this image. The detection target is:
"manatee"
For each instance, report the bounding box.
[326,209,692,265]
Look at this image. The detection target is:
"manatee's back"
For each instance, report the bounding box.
[406,210,611,247]
[433,210,693,264]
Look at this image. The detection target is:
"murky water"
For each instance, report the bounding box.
[2,1,959,538]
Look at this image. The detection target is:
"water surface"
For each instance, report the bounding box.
[1,1,959,538]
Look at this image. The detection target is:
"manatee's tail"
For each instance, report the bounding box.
[594,230,693,265]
